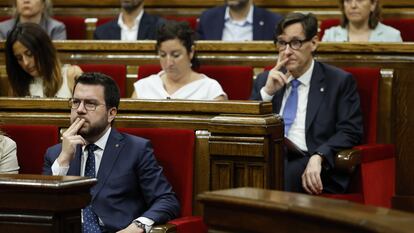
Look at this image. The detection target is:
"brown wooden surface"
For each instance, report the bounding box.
[0,98,284,215]
[0,174,96,233]
[198,187,414,233]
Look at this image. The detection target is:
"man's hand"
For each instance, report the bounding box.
[301,154,323,194]
[57,118,86,167]
[263,56,290,96]
[116,223,144,233]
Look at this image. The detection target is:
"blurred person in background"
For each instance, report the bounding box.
[322,0,402,42]
[0,0,66,40]
[197,0,282,41]
[94,0,164,40]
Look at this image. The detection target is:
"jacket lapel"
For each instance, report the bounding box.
[138,13,151,39]
[252,6,263,40]
[273,86,286,113]
[91,129,125,201]
[67,145,82,176]
[305,62,326,131]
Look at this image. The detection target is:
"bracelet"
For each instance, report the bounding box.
[133,220,147,233]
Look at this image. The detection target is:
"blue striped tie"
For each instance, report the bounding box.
[83,144,101,233]
[282,79,301,136]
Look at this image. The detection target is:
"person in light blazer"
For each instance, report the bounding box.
[0,0,66,40]
[322,0,402,42]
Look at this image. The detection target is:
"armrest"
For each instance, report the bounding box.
[335,144,395,174]
[150,216,207,233]
[335,149,361,174]
[150,223,176,233]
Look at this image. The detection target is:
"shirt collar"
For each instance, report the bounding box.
[117,10,144,29]
[287,59,314,87]
[82,127,112,152]
[224,5,253,25]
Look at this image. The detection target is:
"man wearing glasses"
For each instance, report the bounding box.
[250,13,363,195]
[43,73,179,233]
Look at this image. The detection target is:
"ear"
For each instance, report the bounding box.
[370,0,377,12]
[189,45,195,60]
[310,35,319,53]
[107,107,117,123]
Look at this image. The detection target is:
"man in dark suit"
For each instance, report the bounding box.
[197,0,282,41]
[43,72,179,233]
[94,0,164,40]
[250,13,363,194]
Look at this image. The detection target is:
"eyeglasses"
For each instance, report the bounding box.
[276,38,311,50]
[68,98,106,111]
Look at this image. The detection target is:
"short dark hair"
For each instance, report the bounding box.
[5,22,62,97]
[73,72,120,109]
[274,13,318,44]
[156,20,200,68]
[339,0,380,29]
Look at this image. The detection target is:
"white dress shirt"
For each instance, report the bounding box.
[118,10,144,41]
[261,60,315,151]
[222,5,253,41]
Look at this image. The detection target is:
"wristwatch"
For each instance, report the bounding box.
[133,220,147,233]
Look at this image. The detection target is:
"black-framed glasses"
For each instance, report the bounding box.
[68,98,106,111]
[276,38,312,50]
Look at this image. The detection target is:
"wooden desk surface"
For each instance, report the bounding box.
[199,187,414,233]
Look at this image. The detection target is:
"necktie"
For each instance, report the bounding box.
[282,79,301,136]
[82,144,102,233]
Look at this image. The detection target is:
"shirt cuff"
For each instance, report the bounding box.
[260,87,274,102]
[51,159,70,176]
[136,217,154,233]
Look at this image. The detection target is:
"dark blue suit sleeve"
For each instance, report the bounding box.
[314,74,363,168]
[136,141,180,223]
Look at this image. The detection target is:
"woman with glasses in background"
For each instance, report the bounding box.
[322,0,402,42]
[5,23,82,98]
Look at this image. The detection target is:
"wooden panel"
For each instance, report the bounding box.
[199,187,414,233]
[211,161,233,190]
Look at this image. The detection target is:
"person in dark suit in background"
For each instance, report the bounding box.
[43,72,179,233]
[94,0,164,40]
[250,13,363,195]
[197,0,282,41]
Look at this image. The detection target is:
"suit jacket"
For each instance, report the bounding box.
[322,22,403,42]
[43,128,180,232]
[0,17,66,40]
[94,12,164,40]
[197,5,282,40]
[250,61,363,190]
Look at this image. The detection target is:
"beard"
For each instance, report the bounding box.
[121,0,143,13]
[72,117,109,142]
[226,0,250,11]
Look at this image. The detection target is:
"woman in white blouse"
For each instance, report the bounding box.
[131,21,227,100]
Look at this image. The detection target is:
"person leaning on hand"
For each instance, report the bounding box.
[250,13,363,195]
[43,72,179,233]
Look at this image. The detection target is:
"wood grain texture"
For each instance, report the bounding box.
[199,187,414,233]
